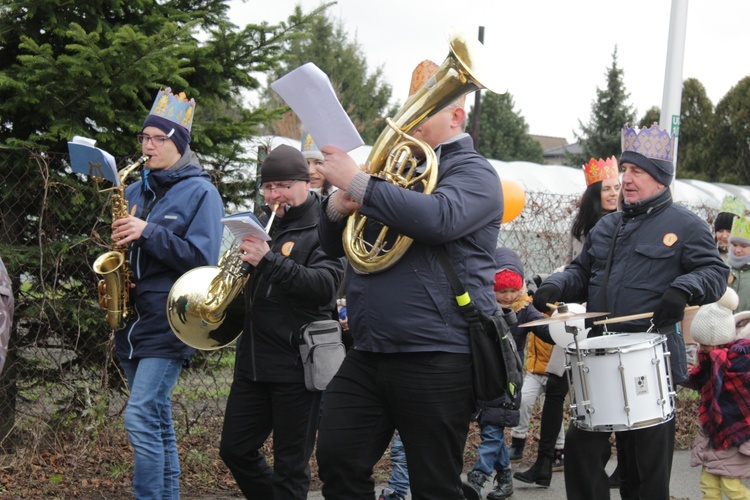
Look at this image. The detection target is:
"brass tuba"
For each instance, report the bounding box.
[92,155,149,330]
[343,29,502,274]
[166,204,279,350]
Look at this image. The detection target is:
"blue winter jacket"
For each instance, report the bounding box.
[115,155,224,361]
[318,134,503,353]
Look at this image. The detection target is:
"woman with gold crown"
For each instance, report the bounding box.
[110,88,224,499]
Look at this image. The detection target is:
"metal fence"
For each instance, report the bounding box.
[0,147,717,496]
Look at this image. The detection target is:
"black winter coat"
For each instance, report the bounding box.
[237,193,344,383]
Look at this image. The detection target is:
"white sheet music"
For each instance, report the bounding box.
[221,215,271,242]
[271,63,364,153]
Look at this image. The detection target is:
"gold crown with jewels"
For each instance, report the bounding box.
[583,156,619,186]
[148,87,196,131]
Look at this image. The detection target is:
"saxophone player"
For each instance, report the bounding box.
[111,88,224,499]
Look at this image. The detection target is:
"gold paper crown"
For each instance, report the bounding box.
[409,60,440,97]
[301,132,320,153]
[730,216,750,241]
[720,195,745,217]
[408,59,466,107]
[583,156,619,186]
[621,123,674,162]
[300,132,323,160]
[149,87,196,131]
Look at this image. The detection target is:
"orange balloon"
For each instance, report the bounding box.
[501,179,526,223]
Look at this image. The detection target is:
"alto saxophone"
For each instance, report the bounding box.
[93,155,150,330]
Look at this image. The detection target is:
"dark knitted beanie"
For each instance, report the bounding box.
[142,115,190,155]
[260,144,311,183]
[620,150,674,186]
[715,212,737,232]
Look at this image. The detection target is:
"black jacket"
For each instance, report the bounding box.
[237,193,344,383]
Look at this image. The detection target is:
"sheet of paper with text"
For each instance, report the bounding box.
[271,62,364,153]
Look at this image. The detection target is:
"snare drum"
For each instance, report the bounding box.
[565,333,675,432]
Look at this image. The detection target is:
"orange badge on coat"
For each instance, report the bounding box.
[281,241,295,256]
[663,233,678,247]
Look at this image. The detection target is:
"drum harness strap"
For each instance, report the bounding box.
[597,218,624,335]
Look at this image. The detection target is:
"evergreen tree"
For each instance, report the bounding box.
[708,75,750,184]
[638,106,661,129]
[264,7,397,145]
[675,78,714,180]
[0,0,319,427]
[466,91,543,162]
[636,79,714,180]
[571,47,635,166]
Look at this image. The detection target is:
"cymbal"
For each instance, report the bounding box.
[519,310,610,328]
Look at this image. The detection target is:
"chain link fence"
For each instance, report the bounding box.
[0,147,718,496]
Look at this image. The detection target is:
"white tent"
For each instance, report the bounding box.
[246,136,750,209]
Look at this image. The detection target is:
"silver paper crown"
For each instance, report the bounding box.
[621,123,674,162]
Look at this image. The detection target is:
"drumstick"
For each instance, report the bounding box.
[593,305,699,326]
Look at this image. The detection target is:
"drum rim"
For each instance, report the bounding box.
[564,332,666,354]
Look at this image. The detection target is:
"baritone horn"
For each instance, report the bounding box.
[343,29,503,274]
[166,203,280,350]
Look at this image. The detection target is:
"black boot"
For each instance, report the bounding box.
[462,470,489,500]
[509,437,525,462]
[513,453,552,487]
[487,468,514,500]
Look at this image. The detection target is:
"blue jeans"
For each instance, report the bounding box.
[386,432,410,496]
[473,424,510,475]
[120,357,183,499]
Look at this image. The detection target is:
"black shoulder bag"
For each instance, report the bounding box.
[433,246,523,408]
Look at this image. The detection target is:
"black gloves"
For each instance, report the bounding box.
[532,283,562,315]
[652,287,689,328]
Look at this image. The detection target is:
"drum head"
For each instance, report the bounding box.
[567,332,664,354]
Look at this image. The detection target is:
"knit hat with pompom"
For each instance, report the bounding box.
[690,288,740,346]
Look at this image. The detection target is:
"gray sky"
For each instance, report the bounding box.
[230,0,749,144]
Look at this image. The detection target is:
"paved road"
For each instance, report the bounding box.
[305,449,721,499]
[193,448,748,499]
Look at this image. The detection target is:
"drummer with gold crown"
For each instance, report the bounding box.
[533,124,728,499]
[111,87,224,499]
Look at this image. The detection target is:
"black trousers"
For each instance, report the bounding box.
[316,350,474,500]
[219,375,321,500]
[564,418,676,500]
[537,372,568,459]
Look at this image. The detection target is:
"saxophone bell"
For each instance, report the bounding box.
[92,154,149,330]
